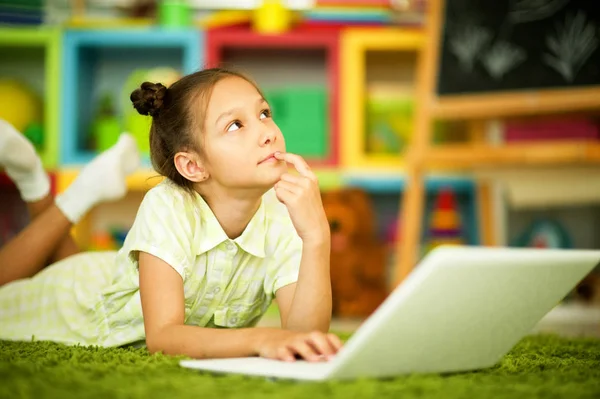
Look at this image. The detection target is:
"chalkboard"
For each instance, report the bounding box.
[437,0,600,95]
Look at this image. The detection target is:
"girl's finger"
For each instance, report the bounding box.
[289,340,321,362]
[280,173,316,193]
[274,184,296,205]
[307,332,336,357]
[279,172,302,184]
[327,333,344,351]
[276,346,296,362]
[274,152,317,182]
[275,180,301,195]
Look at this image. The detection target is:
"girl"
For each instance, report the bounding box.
[0,67,342,362]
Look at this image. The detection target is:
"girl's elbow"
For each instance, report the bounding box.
[145,334,164,355]
[145,329,176,355]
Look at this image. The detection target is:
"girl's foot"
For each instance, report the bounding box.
[0,119,50,202]
[55,133,141,223]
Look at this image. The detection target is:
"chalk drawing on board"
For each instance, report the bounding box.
[438,0,600,95]
[543,10,598,82]
[448,25,492,72]
[481,41,527,80]
[508,0,570,24]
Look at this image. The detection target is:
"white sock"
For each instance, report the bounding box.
[0,118,50,202]
[55,133,140,223]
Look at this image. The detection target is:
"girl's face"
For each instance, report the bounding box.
[200,76,287,190]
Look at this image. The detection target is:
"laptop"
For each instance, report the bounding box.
[179,245,599,381]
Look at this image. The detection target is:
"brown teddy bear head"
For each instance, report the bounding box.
[321,187,376,252]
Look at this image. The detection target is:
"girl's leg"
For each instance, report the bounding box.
[0,120,140,286]
[27,194,80,263]
[0,202,73,285]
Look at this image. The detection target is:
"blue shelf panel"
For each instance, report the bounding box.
[61,28,203,166]
[67,151,152,168]
[62,29,202,73]
[342,175,475,193]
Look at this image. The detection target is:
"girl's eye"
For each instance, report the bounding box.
[227,121,242,132]
[260,109,272,119]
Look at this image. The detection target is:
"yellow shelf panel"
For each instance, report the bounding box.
[57,168,343,194]
[351,153,405,169]
[342,27,424,51]
[56,169,164,193]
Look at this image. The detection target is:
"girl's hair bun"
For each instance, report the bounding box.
[130,82,167,117]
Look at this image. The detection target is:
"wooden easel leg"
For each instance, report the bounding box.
[392,0,440,288]
[477,180,496,246]
[394,163,425,287]
[468,120,497,246]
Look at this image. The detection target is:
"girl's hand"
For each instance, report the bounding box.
[273,152,329,245]
[256,329,343,362]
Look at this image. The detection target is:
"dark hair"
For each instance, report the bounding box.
[130,67,262,192]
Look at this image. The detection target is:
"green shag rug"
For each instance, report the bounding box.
[1,334,600,399]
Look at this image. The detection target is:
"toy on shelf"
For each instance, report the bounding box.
[92,94,121,152]
[68,0,154,27]
[383,217,401,282]
[89,227,130,251]
[253,0,295,34]
[322,187,387,318]
[89,231,118,252]
[0,79,42,133]
[504,117,600,143]
[424,187,464,254]
[304,1,394,26]
[365,83,413,154]
[0,78,44,150]
[158,0,192,28]
[198,10,252,29]
[0,1,44,25]
[264,86,328,158]
[23,122,44,151]
[513,219,572,249]
[513,219,591,307]
[384,218,400,245]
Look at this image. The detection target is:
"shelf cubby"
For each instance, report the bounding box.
[206,26,340,167]
[60,28,202,166]
[340,27,423,170]
[0,27,61,168]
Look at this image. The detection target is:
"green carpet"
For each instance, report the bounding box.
[1,334,599,399]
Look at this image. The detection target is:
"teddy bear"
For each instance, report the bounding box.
[321,187,388,318]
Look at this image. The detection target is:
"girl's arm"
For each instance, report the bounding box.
[139,252,341,360]
[276,239,332,333]
[272,152,333,333]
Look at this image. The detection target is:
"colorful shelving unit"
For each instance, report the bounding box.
[206,25,340,167]
[0,27,61,168]
[60,28,202,166]
[340,27,423,170]
[0,22,482,254]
